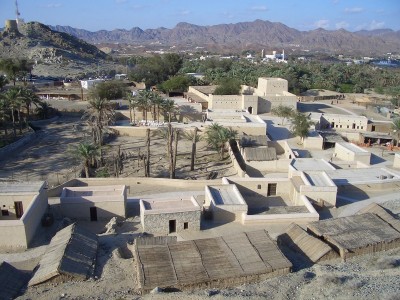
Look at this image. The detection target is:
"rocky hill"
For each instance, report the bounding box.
[51,19,400,55]
[0,22,107,63]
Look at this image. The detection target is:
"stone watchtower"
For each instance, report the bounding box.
[4,19,20,35]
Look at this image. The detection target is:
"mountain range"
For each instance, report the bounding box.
[50,19,400,55]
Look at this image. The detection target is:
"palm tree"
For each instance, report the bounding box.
[125,92,137,124]
[72,142,99,178]
[151,92,164,122]
[82,97,115,146]
[20,88,41,122]
[290,112,314,144]
[161,99,177,123]
[135,90,152,122]
[184,127,202,171]
[35,101,53,120]
[0,95,10,136]
[205,123,237,160]
[3,87,23,137]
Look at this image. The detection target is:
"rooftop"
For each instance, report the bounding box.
[291,158,335,172]
[337,142,368,153]
[326,168,400,185]
[0,181,45,194]
[141,197,200,214]
[305,171,336,187]
[207,184,246,205]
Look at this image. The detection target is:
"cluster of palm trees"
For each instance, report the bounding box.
[0,86,46,140]
[126,90,178,124]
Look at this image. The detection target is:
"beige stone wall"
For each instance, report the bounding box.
[141,210,201,235]
[0,220,27,249]
[60,200,126,220]
[321,115,368,131]
[334,142,371,165]
[209,95,242,110]
[188,86,210,102]
[304,135,324,150]
[394,153,400,169]
[245,159,291,172]
[21,191,48,247]
[256,78,289,95]
[0,187,48,249]
[242,95,259,114]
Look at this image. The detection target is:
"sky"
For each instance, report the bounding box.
[0,0,399,32]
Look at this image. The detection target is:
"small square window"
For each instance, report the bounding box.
[184,222,188,229]
[257,184,261,189]
[1,209,9,216]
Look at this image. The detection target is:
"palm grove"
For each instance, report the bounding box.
[2,52,400,179]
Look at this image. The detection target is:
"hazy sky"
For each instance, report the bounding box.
[1,0,399,32]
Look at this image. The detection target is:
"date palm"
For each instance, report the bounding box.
[72,142,99,178]
[184,127,202,171]
[83,97,115,146]
[205,123,237,160]
[3,87,24,137]
[125,92,137,124]
[161,99,177,123]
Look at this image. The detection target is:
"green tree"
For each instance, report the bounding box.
[161,99,178,123]
[135,90,152,122]
[160,75,190,94]
[20,88,42,121]
[290,112,314,144]
[83,97,115,146]
[71,142,99,178]
[213,78,241,95]
[90,80,128,100]
[2,87,24,137]
[35,101,53,120]
[0,75,8,90]
[205,123,237,160]
[125,92,137,124]
[0,59,32,86]
[271,105,294,125]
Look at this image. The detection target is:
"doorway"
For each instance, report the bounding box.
[248,106,253,114]
[267,183,277,196]
[90,207,98,221]
[14,201,23,218]
[169,220,176,233]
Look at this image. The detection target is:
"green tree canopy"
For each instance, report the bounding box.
[290,112,314,144]
[213,78,241,95]
[129,53,183,87]
[0,59,32,86]
[271,105,294,125]
[160,75,190,93]
[205,123,238,160]
[90,80,128,100]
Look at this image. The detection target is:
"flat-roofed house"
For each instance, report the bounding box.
[140,197,201,235]
[0,181,48,248]
[60,185,127,221]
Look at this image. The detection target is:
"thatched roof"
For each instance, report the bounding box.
[357,203,400,233]
[0,262,30,299]
[240,135,270,147]
[135,230,291,292]
[29,224,98,286]
[307,213,400,259]
[277,223,337,263]
[244,147,277,161]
